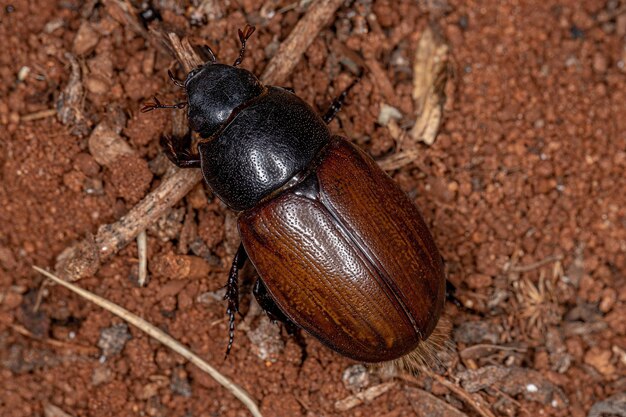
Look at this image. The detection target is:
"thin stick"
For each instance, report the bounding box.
[261,0,345,85]
[137,230,148,286]
[401,371,497,417]
[508,255,563,273]
[55,0,343,282]
[21,109,57,122]
[10,323,99,355]
[423,370,496,417]
[33,266,263,417]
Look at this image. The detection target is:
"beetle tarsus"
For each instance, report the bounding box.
[224,244,248,358]
[160,135,201,168]
[322,76,361,124]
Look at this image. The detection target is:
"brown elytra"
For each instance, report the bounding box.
[239,137,446,362]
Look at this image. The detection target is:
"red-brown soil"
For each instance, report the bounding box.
[1,1,624,416]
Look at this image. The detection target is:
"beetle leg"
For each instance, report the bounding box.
[160,135,201,168]
[224,243,248,358]
[141,95,187,113]
[322,75,361,124]
[252,279,299,333]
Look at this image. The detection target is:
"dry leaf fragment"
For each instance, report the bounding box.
[410,26,449,145]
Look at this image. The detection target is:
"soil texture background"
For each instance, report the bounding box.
[1,0,625,416]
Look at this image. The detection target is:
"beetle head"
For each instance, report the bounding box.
[184,64,264,138]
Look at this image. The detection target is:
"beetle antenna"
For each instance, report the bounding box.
[141,96,187,113]
[167,70,185,88]
[233,24,256,67]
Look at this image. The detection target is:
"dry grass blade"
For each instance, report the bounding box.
[410,25,449,146]
[33,266,263,417]
[137,229,148,286]
[21,108,57,122]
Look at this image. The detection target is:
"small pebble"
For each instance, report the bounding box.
[342,364,370,393]
[97,323,132,357]
[73,22,99,55]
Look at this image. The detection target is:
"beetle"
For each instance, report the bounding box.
[142,25,446,363]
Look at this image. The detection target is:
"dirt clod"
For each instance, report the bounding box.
[107,154,154,204]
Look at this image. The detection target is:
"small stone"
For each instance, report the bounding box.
[599,288,617,313]
[377,103,402,126]
[136,382,161,400]
[98,323,132,357]
[466,273,492,289]
[342,364,370,393]
[73,22,99,55]
[170,367,192,397]
[592,52,608,73]
[148,208,185,242]
[150,253,209,280]
[0,246,17,270]
[2,290,23,309]
[584,346,616,375]
[88,123,134,167]
[187,185,208,210]
[617,14,626,36]
[85,75,110,95]
[62,170,85,193]
[246,316,284,362]
[91,365,113,386]
[73,152,101,176]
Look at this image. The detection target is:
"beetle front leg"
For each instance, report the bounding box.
[160,134,201,169]
[224,243,248,358]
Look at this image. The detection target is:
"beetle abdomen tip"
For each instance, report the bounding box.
[378,315,453,374]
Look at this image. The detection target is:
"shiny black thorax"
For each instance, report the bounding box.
[186,65,331,211]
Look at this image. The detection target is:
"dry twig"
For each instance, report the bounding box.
[261,0,344,85]
[21,109,57,122]
[136,229,148,286]
[10,323,99,355]
[56,53,91,137]
[33,266,263,417]
[402,370,497,417]
[334,382,396,411]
